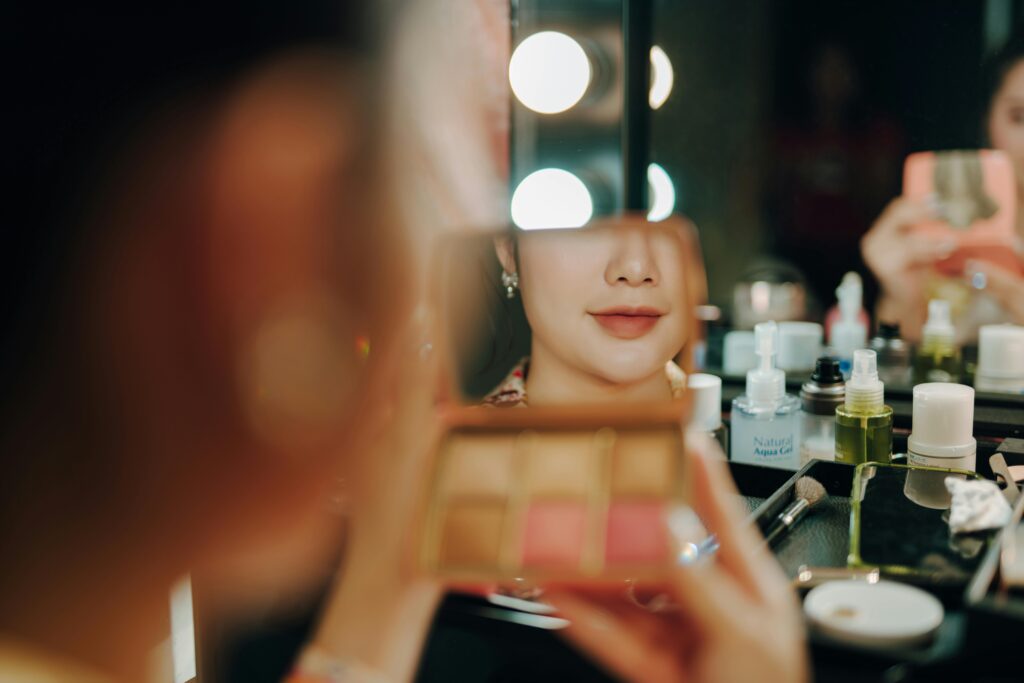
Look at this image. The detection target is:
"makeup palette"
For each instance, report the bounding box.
[418,403,691,583]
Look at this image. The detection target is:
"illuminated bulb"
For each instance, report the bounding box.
[509,31,592,114]
[649,46,673,109]
[647,163,676,221]
[511,168,594,230]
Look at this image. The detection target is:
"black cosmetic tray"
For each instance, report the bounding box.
[418,437,1009,682]
[732,461,983,682]
[962,439,1024,675]
[735,437,1020,681]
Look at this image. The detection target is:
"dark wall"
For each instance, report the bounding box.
[773,0,987,152]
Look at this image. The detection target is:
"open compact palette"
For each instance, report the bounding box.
[418,216,703,584]
[417,402,692,584]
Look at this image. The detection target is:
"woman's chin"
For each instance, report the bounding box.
[591,359,669,390]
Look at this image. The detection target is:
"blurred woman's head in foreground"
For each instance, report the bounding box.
[1,2,413,673]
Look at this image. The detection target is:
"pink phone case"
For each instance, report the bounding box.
[904,150,1022,276]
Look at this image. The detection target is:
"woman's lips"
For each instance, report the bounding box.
[589,307,664,339]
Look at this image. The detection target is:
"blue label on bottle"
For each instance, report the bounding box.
[753,435,795,459]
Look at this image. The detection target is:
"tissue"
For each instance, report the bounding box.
[946,478,1012,534]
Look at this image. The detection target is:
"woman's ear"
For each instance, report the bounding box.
[493,234,517,274]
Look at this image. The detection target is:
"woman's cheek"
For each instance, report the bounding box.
[665,314,689,356]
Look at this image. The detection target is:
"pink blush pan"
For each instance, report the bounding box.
[522,501,587,567]
[605,501,669,565]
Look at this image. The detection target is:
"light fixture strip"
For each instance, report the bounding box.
[622,0,653,211]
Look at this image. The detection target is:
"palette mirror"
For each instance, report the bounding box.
[433,214,705,406]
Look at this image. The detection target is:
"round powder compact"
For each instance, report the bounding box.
[803,580,944,649]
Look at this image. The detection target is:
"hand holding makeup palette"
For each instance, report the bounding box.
[416,403,693,584]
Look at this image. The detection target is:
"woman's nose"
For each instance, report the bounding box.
[604,227,660,286]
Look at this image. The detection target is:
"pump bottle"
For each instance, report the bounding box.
[913,299,961,384]
[829,272,867,378]
[799,357,845,465]
[835,349,893,465]
[730,321,801,470]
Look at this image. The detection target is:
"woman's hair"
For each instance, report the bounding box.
[439,231,530,401]
[981,32,1024,139]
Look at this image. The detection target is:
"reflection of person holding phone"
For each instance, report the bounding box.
[862,38,1024,342]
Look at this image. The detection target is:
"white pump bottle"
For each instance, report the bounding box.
[830,272,867,378]
[730,321,802,470]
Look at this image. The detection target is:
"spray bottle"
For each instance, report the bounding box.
[730,321,801,470]
[829,272,867,378]
[913,299,961,384]
[835,349,893,465]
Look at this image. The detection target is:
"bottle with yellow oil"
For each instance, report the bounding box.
[835,349,893,465]
[913,299,961,384]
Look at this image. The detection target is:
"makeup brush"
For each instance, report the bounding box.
[675,476,827,565]
[763,476,828,547]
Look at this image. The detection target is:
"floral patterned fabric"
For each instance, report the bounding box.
[482,358,687,407]
[481,358,529,407]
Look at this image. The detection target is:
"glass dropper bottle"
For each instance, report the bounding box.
[835,349,893,465]
[913,299,961,384]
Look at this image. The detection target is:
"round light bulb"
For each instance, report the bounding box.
[511,168,594,230]
[649,45,673,110]
[647,163,676,222]
[509,31,592,114]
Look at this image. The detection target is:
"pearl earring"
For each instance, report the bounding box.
[501,271,519,299]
